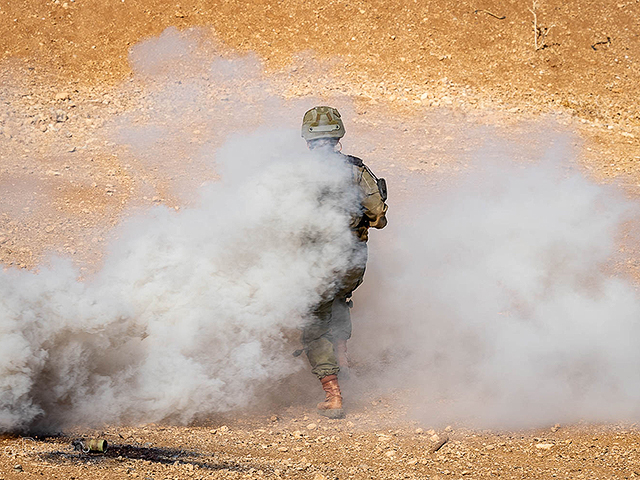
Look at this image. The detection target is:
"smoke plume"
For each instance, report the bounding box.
[3,27,640,433]
[353,136,640,428]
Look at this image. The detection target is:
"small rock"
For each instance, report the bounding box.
[306,423,317,430]
[0,236,7,244]
[407,458,418,465]
[14,464,23,472]
[535,443,554,450]
[444,425,453,432]
[415,428,424,434]
[39,124,47,132]
[461,470,471,475]
[426,429,436,435]
[384,450,396,457]
[430,434,440,442]
[278,446,288,452]
[218,425,229,433]
[551,424,560,433]
[68,146,76,153]
[55,110,68,122]
[44,225,55,233]
[55,92,70,101]
[270,415,279,422]
[485,444,495,450]
[313,474,326,480]
[420,92,429,100]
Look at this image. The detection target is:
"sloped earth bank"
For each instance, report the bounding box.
[3,2,640,480]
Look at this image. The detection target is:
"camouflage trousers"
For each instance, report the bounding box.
[303,245,367,379]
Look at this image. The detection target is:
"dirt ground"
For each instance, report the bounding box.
[3,0,640,478]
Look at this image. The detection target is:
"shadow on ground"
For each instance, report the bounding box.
[41,442,267,473]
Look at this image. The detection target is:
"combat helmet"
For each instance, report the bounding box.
[301,106,345,141]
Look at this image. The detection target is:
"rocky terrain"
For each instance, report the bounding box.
[3,0,640,479]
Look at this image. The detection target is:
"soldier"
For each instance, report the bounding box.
[300,106,388,419]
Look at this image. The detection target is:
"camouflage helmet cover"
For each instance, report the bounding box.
[301,106,346,141]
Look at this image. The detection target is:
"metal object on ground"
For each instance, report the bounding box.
[72,438,108,454]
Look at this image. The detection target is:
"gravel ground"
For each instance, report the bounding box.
[3,1,640,478]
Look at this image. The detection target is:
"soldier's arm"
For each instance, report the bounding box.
[360,166,388,229]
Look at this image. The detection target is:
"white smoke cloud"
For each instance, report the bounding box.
[0,125,362,431]
[353,136,640,428]
[3,26,640,434]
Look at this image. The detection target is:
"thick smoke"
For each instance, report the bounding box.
[4,26,640,433]
[0,128,361,431]
[354,136,640,428]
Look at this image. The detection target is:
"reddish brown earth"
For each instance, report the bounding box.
[2,1,640,479]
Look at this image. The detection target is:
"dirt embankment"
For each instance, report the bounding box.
[2,0,640,125]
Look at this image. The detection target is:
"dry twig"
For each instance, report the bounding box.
[429,434,450,453]
[474,9,506,20]
[529,1,555,50]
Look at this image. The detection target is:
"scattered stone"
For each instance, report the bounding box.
[55,92,70,101]
[429,434,449,454]
[312,474,326,480]
[14,465,23,472]
[55,110,68,122]
[68,146,76,152]
[44,225,55,233]
[384,450,396,457]
[551,424,560,433]
[407,458,418,465]
[415,428,424,434]
[535,443,554,450]
[444,425,453,432]
[218,425,229,433]
[306,423,317,430]
[485,444,495,450]
[270,415,279,422]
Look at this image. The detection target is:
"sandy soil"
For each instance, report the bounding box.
[2,1,640,478]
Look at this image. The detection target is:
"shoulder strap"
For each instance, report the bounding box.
[343,154,364,167]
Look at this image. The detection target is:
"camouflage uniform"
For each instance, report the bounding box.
[303,152,388,379]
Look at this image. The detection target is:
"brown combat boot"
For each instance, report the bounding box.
[317,374,345,419]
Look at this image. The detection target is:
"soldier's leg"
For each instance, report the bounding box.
[303,297,345,418]
[303,298,340,379]
[330,296,352,373]
[329,262,366,372]
[330,296,353,342]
